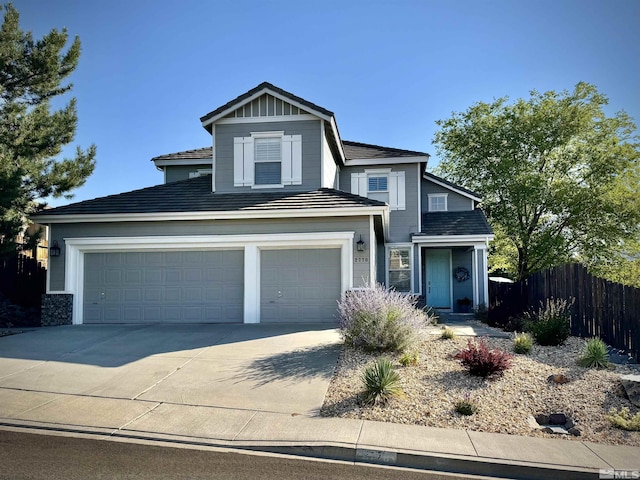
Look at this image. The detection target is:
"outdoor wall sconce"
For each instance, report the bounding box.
[49,240,61,257]
[356,235,366,252]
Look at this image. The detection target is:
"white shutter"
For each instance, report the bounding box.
[389,171,406,210]
[351,172,367,196]
[291,134,302,185]
[234,137,244,186]
[243,136,254,185]
[281,134,302,185]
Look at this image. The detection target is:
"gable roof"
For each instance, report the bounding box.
[343,141,429,160]
[423,171,482,201]
[32,175,388,223]
[200,82,334,128]
[417,210,493,236]
[151,147,212,162]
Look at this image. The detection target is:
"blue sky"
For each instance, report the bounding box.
[8,0,640,206]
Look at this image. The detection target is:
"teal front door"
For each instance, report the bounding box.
[425,249,451,308]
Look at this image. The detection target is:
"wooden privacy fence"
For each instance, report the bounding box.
[489,263,640,360]
[0,253,46,308]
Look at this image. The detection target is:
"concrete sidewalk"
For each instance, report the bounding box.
[0,387,637,480]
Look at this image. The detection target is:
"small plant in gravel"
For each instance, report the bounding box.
[607,407,640,431]
[454,338,513,378]
[441,327,456,340]
[399,350,419,366]
[577,338,612,369]
[338,283,427,352]
[513,332,533,354]
[362,357,404,405]
[454,392,479,416]
[523,297,573,346]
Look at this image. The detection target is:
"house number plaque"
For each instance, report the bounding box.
[354,257,369,263]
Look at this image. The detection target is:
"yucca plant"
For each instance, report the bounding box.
[362,357,404,405]
[399,350,419,366]
[577,337,611,369]
[513,332,533,354]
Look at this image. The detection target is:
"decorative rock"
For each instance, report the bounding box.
[543,426,569,435]
[526,415,542,430]
[564,418,575,429]
[549,413,567,425]
[547,374,570,384]
[568,427,581,437]
[534,414,550,425]
[41,294,73,327]
[620,375,640,408]
[614,383,629,400]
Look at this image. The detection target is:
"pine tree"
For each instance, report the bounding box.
[0,3,96,252]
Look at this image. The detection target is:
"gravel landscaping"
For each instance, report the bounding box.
[321,326,640,446]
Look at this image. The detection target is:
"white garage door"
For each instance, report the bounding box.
[83,250,244,323]
[260,248,341,323]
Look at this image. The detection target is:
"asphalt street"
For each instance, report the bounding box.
[0,429,479,480]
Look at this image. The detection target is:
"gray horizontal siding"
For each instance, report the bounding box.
[49,216,371,291]
[340,163,421,243]
[215,120,321,193]
[164,166,200,183]
[422,180,474,212]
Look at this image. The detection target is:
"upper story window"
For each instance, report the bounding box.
[254,137,282,185]
[234,132,302,188]
[351,169,405,210]
[428,193,448,212]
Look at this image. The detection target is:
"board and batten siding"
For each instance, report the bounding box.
[422,179,474,212]
[340,163,420,243]
[48,216,372,292]
[214,120,322,193]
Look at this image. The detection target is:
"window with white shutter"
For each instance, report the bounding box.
[351,169,405,210]
[233,132,302,188]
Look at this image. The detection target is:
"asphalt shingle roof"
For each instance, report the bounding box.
[35,175,386,217]
[423,171,481,199]
[151,140,429,163]
[418,210,493,236]
[342,140,429,160]
[151,147,212,162]
[199,82,334,125]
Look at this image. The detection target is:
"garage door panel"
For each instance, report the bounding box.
[260,248,340,323]
[84,250,243,324]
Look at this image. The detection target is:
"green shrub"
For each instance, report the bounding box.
[577,338,611,369]
[399,350,419,366]
[362,357,404,405]
[607,407,640,431]
[338,283,427,352]
[441,327,456,340]
[524,297,573,346]
[454,393,478,416]
[513,332,533,354]
[454,339,514,378]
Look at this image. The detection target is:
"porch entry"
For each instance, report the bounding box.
[425,249,451,309]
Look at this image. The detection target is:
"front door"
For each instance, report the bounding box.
[425,249,451,308]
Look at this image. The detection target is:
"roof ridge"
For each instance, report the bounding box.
[342,140,429,157]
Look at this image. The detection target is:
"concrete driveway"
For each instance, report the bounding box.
[0,324,341,416]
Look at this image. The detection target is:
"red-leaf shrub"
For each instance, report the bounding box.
[454,339,513,378]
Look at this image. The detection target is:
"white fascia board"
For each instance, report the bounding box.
[345,156,429,167]
[329,117,346,165]
[201,88,332,127]
[32,206,389,224]
[412,234,495,245]
[152,158,212,167]
[423,174,482,202]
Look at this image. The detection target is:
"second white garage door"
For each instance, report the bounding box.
[260,248,341,323]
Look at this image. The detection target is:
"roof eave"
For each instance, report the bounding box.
[345,155,430,166]
[31,205,389,225]
[422,172,482,202]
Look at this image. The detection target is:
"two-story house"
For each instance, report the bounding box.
[32,82,493,325]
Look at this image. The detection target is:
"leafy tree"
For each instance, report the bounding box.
[433,82,640,281]
[0,3,96,252]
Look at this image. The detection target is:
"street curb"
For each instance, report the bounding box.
[0,419,601,480]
